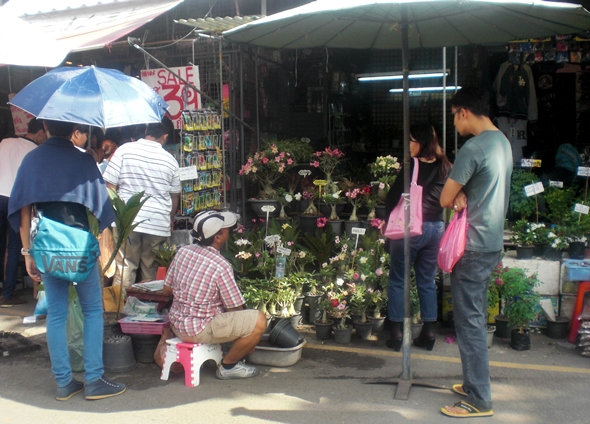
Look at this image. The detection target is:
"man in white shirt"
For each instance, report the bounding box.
[103,119,180,290]
[0,118,46,306]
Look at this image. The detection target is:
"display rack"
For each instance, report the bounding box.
[179,109,223,216]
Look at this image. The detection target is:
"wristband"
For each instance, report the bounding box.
[21,248,30,256]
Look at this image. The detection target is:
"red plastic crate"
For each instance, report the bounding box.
[118,316,170,335]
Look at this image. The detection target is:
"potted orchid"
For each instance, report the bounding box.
[239,142,295,200]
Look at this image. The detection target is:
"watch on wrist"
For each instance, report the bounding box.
[21,248,30,256]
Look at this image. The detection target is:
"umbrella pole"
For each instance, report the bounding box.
[365,10,447,400]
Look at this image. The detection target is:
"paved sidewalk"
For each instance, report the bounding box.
[1,288,589,424]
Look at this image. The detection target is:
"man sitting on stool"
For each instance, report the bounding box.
[163,210,266,380]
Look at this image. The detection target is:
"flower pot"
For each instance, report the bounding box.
[569,241,586,259]
[546,317,570,339]
[494,315,512,338]
[156,266,167,280]
[314,320,334,340]
[411,322,423,339]
[533,244,545,258]
[510,329,531,351]
[333,326,352,344]
[318,202,346,218]
[294,296,305,314]
[290,313,302,329]
[487,325,496,348]
[298,214,321,233]
[344,220,364,237]
[326,219,343,236]
[515,245,534,259]
[130,334,160,363]
[371,316,386,333]
[103,334,137,372]
[375,205,387,219]
[248,199,281,218]
[544,246,563,261]
[354,320,373,340]
[268,318,304,348]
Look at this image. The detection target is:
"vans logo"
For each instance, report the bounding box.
[41,255,89,274]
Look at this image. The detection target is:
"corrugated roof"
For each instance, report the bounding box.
[175,15,263,33]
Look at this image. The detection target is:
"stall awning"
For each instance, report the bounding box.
[0,0,184,67]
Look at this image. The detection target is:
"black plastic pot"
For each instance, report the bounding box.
[510,329,531,351]
[354,320,373,340]
[103,335,137,372]
[516,245,534,260]
[130,334,160,363]
[314,320,333,340]
[544,246,563,261]
[569,241,586,259]
[494,315,512,338]
[268,318,303,348]
[546,317,570,339]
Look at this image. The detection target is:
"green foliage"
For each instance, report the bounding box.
[510,170,540,220]
[410,272,420,323]
[272,138,314,165]
[152,243,177,268]
[102,190,148,274]
[510,220,544,246]
[301,230,336,270]
[543,186,578,226]
[501,268,541,332]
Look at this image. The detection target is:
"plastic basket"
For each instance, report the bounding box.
[565,260,590,281]
[118,316,170,335]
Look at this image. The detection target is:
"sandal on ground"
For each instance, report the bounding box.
[441,401,493,418]
[451,384,468,397]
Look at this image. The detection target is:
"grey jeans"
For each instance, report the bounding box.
[450,249,502,412]
[113,230,167,289]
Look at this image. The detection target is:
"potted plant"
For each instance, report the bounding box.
[368,155,401,206]
[510,219,537,259]
[239,141,295,205]
[502,268,541,351]
[330,300,352,344]
[315,297,335,340]
[152,243,177,280]
[309,146,345,191]
[349,283,373,339]
[509,169,541,221]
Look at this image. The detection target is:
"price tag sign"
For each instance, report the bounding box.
[524,182,544,197]
[264,235,281,243]
[520,159,542,168]
[277,246,292,256]
[549,180,564,188]
[261,205,276,213]
[313,179,327,187]
[574,203,590,214]
[351,227,366,235]
[578,167,590,177]
[298,170,312,177]
[178,166,198,181]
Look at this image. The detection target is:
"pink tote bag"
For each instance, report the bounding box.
[384,158,422,240]
[437,207,468,272]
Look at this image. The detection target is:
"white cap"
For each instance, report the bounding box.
[192,210,238,241]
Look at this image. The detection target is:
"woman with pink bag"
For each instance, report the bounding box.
[384,121,451,351]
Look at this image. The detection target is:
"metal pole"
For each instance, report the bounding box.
[239,47,246,217]
[442,47,446,153]
[219,37,227,209]
[454,46,458,157]
[255,49,260,151]
[401,5,411,383]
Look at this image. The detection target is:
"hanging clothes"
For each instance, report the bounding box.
[493,62,538,122]
[496,116,528,166]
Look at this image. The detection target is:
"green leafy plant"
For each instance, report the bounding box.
[510,170,540,220]
[410,275,421,324]
[510,220,544,246]
[152,243,177,269]
[502,268,541,333]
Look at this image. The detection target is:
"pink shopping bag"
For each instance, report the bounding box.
[437,207,468,272]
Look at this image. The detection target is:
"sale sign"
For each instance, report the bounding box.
[140,66,201,129]
[9,93,35,135]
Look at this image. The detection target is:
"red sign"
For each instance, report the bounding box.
[141,66,201,129]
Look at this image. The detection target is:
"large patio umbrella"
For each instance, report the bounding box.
[223,0,590,399]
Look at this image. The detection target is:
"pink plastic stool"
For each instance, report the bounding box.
[160,337,223,387]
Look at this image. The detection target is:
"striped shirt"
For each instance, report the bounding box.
[166,244,244,337]
[103,138,180,237]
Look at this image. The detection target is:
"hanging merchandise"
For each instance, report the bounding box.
[179,109,223,215]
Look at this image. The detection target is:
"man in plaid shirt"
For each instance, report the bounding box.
[164,210,266,380]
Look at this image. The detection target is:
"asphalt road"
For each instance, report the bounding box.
[1,288,589,424]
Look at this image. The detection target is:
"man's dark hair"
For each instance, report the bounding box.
[190,229,220,247]
[121,124,146,142]
[27,118,44,134]
[104,128,124,146]
[44,120,76,138]
[451,87,490,117]
[146,117,172,140]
